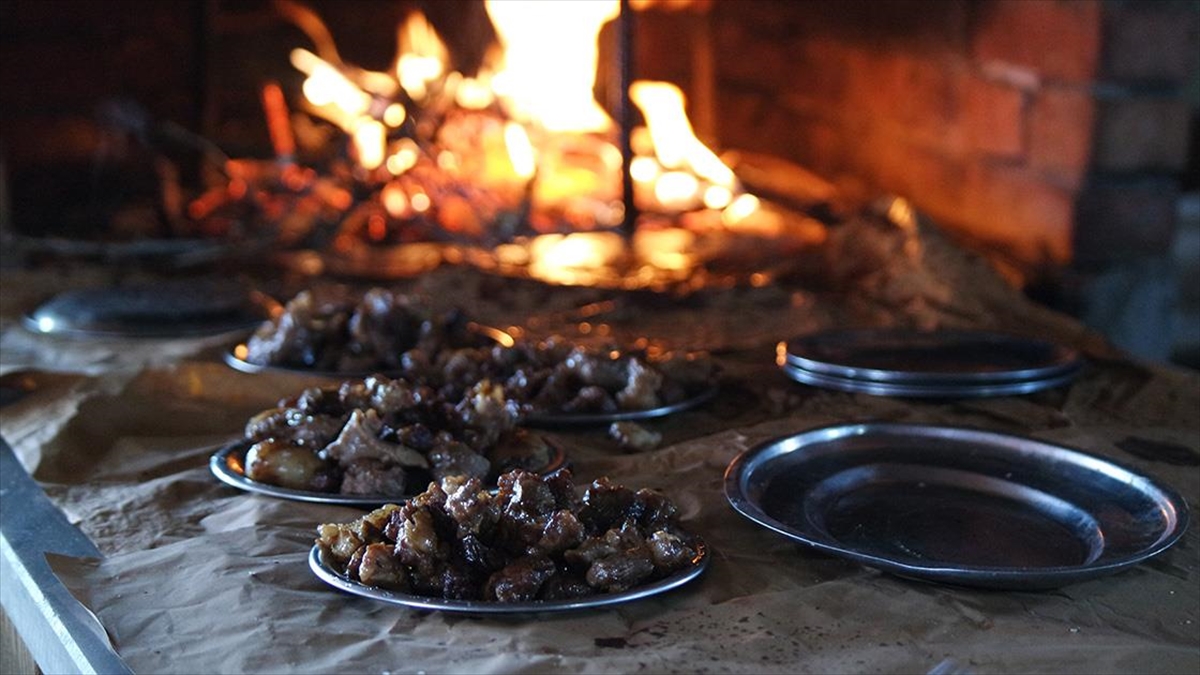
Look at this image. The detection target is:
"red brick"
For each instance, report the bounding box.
[716,91,769,148]
[712,17,793,92]
[715,37,792,93]
[960,161,1075,268]
[859,139,969,224]
[715,91,801,160]
[710,0,806,42]
[883,52,965,130]
[780,37,852,108]
[972,0,1102,82]
[787,120,850,180]
[1029,85,1096,187]
[844,49,968,155]
[963,74,1026,158]
[1102,3,1200,82]
[1092,96,1192,172]
[1073,178,1179,263]
[635,10,695,83]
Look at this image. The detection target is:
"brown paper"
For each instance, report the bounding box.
[43,413,1199,674]
[4,247,1198,674]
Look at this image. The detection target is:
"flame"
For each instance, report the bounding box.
[653,171,700,211]
[292,48,371,126]
[352,119,386,170]
[485,0,618,133]
[386,139,420,175]
[381,182,409,217]
[274,2,813,290]
[503,122,537,180]
[455,73,496,110]
[383,103,406,127]
[395,11,448,101]
[722,193,760,226]
[631,81,734,187]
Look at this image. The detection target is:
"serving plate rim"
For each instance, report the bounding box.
[783,328,1084,385]
[723,421,1190,589]
[209,437,568,508]
[307,538,709,613]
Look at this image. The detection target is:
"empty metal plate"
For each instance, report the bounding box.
[724,422,1189,589]
[23,279,271,338]
[783,329,1084,384]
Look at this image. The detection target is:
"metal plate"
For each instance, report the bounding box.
[223,323,514,378]
[783,329,1084,384]
[8,233,258,268]
[210,438,567,508]
[308,539,709,614]
[724,423,1189,589]
[523,384,719,427]
[780,363,1080,398]
[22,280,271,339]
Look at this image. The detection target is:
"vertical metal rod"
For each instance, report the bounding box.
[617,0,638,239]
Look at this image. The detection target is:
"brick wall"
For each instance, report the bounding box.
[0,1,204,161]
[3,0,1196,286]
[638,0,1199,284]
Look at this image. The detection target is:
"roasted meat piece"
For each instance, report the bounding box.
[244,286,485,374]
[340,458,410,496]
[486,554,559,602]
[314,469,703,603]
[237,374,538,498]
[356,543,409,590]
[397,336,718,418]
[244,438,338,491]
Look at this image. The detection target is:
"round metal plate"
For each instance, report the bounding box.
[783,329,1084,384]
[22,281,271,339]
[308,539,709,614]
[523,384,719,427]
[724,422,1189,589]
[780,363,1080,398]
[210,438,567,508]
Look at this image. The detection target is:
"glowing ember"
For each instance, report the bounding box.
[529,232,625,285]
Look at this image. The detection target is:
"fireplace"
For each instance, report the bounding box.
[1,0,1197,358]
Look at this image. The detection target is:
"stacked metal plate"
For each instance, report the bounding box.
[779,328,1084,397]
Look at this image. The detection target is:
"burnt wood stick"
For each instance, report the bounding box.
[618,0,638,239]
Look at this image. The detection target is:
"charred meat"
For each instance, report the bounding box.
[315,469,704,601]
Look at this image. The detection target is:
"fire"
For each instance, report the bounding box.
[485,0,619,133]
[529,232,625,286]
[352,119,386,170]
[265,0,811,289]
[503,122,537,181]
[630,81,741,214]
[291,48,371,128]
[394,11,447,102]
